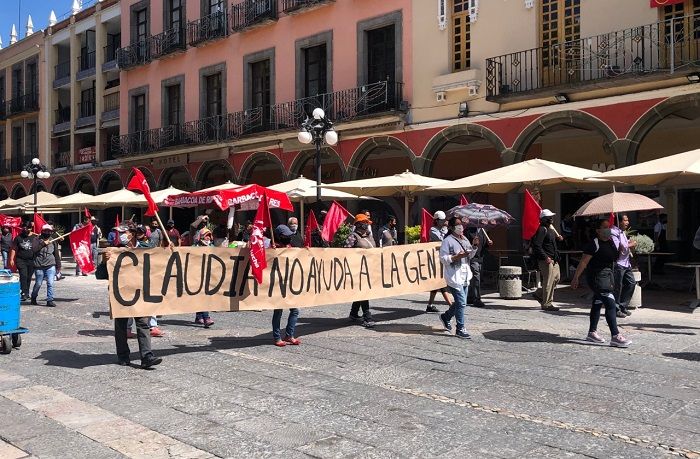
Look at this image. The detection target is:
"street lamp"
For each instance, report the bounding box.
[20,157,50,214]
[297,108,338,202]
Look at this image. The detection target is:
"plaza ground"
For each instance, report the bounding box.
[0,273,698,459]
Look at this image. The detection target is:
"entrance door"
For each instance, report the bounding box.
[540,0,581,87]
[366,25,395,84]
[661,0,700,69]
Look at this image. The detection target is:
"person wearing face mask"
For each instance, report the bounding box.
[426,211,452,313]
[1,225,13,269]
[270,225,302,346]
[571,219,632,348]
[611,214,636,318]
[193,228,215,327]
[149,219,162,247]
[532,209,561,311]
[287,217,304,248]
[165,219,181,246]
[345,214,376,328]
[30,224,62,307]
[379,216,399,248]
[438,216,478,339]
[10,221,36,301]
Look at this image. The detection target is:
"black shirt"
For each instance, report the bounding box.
[583,238,618,272]
[532,225,560,262]
[289,233,304,248]
[12,234,35,260]
[0,232,13,252]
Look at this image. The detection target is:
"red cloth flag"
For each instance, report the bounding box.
[127,167,158,216]
[0,214,22,240]
[522,189,542,240]
[609,212,616,226]
[321,201,352,242]
[460,195,469,206]
[420,209,434,243]
[305,211,319,248]
[70,222,96,274]
[249,193,271,284]
[650,0,683,7]
[84,208,91,219]
[33,213,47,234]
[115,213,120,228]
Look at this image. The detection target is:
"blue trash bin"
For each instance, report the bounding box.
[0,270,20,333]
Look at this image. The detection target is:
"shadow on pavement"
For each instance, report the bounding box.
[662,352,700,362]
[482,329,573,344]
[77,329,115,337]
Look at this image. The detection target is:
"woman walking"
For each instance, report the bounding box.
[571,219,632,348]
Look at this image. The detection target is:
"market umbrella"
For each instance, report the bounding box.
[591,148,700,186]
[0,191,60,209]
[197,180,239,193]
[573,191,663,217]
[26,191,94,215]
[319,170,448,243]
[427,159,605,194]
[447,203,515,228]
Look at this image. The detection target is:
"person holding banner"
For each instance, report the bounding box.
[426,211,452,314]
[193,228,215,328]
[30,224,62,307]
[439,216,478,339]
[10,221,36,301]
[345,214,376,328]
[272,225,302,346]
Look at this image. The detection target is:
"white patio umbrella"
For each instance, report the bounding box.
[0,191,60,209]
[320,170,449,243]
[573,191,664,217]
[197,180,239,193]
[592,148,700,186]
[132,186,187,219]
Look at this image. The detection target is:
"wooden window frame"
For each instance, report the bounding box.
[451,0,472,72]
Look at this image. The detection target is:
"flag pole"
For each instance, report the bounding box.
[153,211,172,247]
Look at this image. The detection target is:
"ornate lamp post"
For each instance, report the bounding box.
[20,157,51,215]
[297,108,338,202]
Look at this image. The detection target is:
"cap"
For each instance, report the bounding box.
[540,209,556,218]
[115,225,128,233]
[41,224,54,231]
[354,213,372,225]
[199,227,212,237]
[90,216,97,221]
[167,219,175,224]
[433,210,446,220]
[275,224,294,237]
[135,225,147,234]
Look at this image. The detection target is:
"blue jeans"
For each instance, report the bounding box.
[444,285,467,330]
[272,308,299,341]
[195,312,210,320]
[32,266,56,301]
[1,250,8,269]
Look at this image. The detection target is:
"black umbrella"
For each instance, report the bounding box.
[447,203,515,228]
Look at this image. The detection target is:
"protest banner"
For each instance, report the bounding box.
[107,243,445,318]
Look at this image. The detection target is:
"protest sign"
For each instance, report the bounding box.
[108,243,445,318]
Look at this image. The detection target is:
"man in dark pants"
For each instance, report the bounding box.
[345,214,376,328]
[532,209,562,312]
[611,214,636,317]
[100,250,162,369]
[9,221,36,301]
[467,227,491,308]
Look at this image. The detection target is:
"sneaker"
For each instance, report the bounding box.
[203,318,214,328]
[150,327,165,337]
[610,334,631,348]
[46,301,56,308]
[586,331,606,344]
[30,297,38,306]
[194,318,204,325]
[455,328,471,339]
[426,305,440,314]
[361,319,375,329]
[439,313,452,333]
[543,305,560,311]
[616,310,626,319]
[126,330,136,339]
[274,340,287,347]
[140,356,162,369]
[283,336,301,345]
[349,314,363,323]
[624,309,633,317]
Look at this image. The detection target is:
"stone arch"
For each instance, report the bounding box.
[11,183,27,199]
[98,170,125,193]
[73,175,96,194]
[194,160,237,190]
[29,181,47,194]
[238,152,286,186]
[124,167,156,191]
[0,185,8,201]
[511,110,620,165]
[51,178,71,197]
[288,147,346,183]
[158,166,194,191]
[419,123,508,177]
[346,136,415,180]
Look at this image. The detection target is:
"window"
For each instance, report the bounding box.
[26,123,37,155]
[662,0,700,41]
[451,1,472,71]
[208,0,224,15]
[133,94,146,132]
[12,127,22,160]
[0,130,5,161]
[366,25,395,83]
[166,84,181,125]
[205,73,222,117]
[250,60,271,108]
[0,76,5,103]
[303,44,327,97]
[136,9,148,42]
[167,0,184,30]
[540,0,581,68]
[26,62,38,95]
[12,68,23,98]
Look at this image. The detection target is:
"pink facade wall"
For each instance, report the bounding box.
[119,0,412,134]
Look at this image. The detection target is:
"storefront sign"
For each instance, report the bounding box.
[77,146,96,164]
[153,155,188,169]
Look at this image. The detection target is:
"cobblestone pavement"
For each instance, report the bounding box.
[0,273,698,458]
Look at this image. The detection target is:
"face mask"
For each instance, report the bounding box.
[119,234,130,245]
[356,223,368,235]
[201,238,211,246]
[167,224,174,229]
[453,225,464,236]
[289,225,298,233]
[599,228,612,239]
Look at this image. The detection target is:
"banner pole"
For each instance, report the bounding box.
[153,211,172,247]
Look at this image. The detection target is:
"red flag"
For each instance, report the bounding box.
[115,214,120,228]
[249,194,270,284]
[305,211,319,248]
[650,0,683,7]
[321,201,352,242]
[33,213,47,234]
[84,208,91,219]
[460,195,469,206]
[420,209,434,243]
[70,222,96,274]
[609,212,615,226]
[127,167,158,216]
[522,189,542,240]
[0,215,22,239]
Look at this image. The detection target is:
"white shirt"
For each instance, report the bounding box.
[439,234,476,289]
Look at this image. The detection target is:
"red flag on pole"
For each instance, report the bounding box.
[33,213,47,234]
[249,193,271,284]
[84,208,91,219]
[460,195,469,206]
[609,212,616,226]
[321,201,352,242]
[127,167,158,216]
[420,209,434,243]
[69,222,96,274]
[115,213,120,228]
[305,211,319,248]
[0,215,22,239]
[522,189,542,240]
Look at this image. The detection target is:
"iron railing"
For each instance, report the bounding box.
[104,43,119,63]
[486,13,700,99]
[79,88,96,119]
[55,107,71,125]
[8,92,39,116]
[116,39,151,69]
[282,0,331,13]
[231,0,277,32]
[188,10,228,45]
[79,50,96,71]
[103,92,120,112]
[151,27,187,59]
[0,102,6,121]
[55,61,71,81]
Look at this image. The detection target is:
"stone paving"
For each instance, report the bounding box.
[0,273,698,458]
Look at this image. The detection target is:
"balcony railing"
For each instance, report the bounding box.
[231,0,277,32]
[111,81,403,156]
[53,151,72,169]
[104,43,119,63]
[54,107,71,133]
[79,50,96,72]
[282,0,332,14]
[8,92,39,116]
[79,91,97,119]
[486,13,700,100]
[151,27,186,59]
[188,10,228,46]
[116,39,151,69]
[55,61,71,81]
[104,92,120,112]
[0,102,6,121]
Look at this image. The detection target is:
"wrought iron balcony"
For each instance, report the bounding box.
[188,10,228,46]
[231,0,277,33]
[7,92,39,116]
[54,107,71,134]
[0,160,10,177]
[151,27,187,59]
[79,50,96,72]
[0,102,6,121]
[486,13,700,101]
[103,43,120,71]
[54,61,71,84]
[116,40,151,69]
[282,0,333,14]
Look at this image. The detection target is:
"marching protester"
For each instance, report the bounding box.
[1,224,13,269]
[439,216,478,339]
[467,227,491,308]
[532,209,561,311]
[379,215,399,247]
[30,224,61,307]
[90,216,102,268]
[271,224,302,346]
[571,218,632,348]
[288,217,304,247]
[426,211,452,313]
[193,228,215,328]
[345,214,376,328]
[611,214,636,318]
[149,219,163,247]
[165,219,181,246]
[10,221,36,301]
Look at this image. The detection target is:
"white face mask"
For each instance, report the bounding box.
[440,226,448,235]
[453,225,464,236]
[289,225,298,233]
